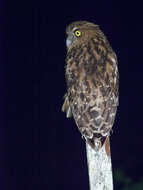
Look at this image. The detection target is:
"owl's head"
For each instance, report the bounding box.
[66,21,99,49]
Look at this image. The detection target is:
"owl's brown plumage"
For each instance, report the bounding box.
[62,21,119,151]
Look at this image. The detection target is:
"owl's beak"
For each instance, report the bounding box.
[66,34,74,48]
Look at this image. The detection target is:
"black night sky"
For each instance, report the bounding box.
[1,0,143,189]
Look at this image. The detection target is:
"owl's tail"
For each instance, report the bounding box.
[87,135,110,154]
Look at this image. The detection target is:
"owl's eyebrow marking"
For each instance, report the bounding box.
[72,27,79,32]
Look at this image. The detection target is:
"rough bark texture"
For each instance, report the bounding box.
[86,137,113,190]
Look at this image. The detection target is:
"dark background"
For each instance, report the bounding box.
[1,0,143,189]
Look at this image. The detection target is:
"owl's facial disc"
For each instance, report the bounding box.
[66,34,74,48]
[66,28,82,48]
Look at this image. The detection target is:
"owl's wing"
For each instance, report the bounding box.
[71,81,118,150]
[62,93,72,118]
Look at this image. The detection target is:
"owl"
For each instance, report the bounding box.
[62,21,119,151]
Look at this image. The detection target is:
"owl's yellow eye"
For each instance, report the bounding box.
[74,30,81,37]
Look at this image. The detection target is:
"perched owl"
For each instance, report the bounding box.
[62,21,119,151]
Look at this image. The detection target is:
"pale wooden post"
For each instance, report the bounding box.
[86,137,113,190]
